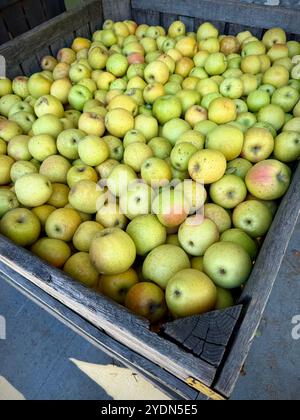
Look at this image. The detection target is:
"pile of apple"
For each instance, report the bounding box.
[0,19,300,323]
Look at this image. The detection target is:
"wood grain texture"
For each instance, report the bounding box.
[0,235,216,387]
[0,264,198,400]
[0,0,102,73]
[131,0,300,35]
[163,306,242,367]
[102,0,131,21]
[215,162,300,397]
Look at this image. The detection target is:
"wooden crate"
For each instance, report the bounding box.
[0,0,300,400]
[0,0,66,44]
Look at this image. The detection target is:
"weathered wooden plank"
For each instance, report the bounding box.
[101,0,131,21]
[179,16,195,33]
[0,15,10,44]
[42,0,66,20]
[131,0,300,35]
[161,13,178,31]
[0,236,217,387]
[75,24,92,39]
[1,2,29,38]
[227,23,263,38]
[163,306,242,368]
[215,162,300,397]
[0,265,198,400]
[21,55,41,76]
[0,0,102,67]
[22,0,47,29]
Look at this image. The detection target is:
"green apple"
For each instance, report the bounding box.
[102,135,124,161]
[152,188,190,228]
[175,180,207,214]
[196,79,219,97]
[143,244,190,290]
[168,21,186,38]
[45,208,82,241]
[123,130,147,147]
[241,127,274,163]
[64,252,99,287]
[176,89,201,113]
[47,183,70,208]
[221,228,258,260]
[15,174,52,207]
[28,134,57,161]
[0,208,41,246]
[204,204,231,236]
[67,165,98,188]
[9,111,36,135]
[148,137,172,159]
[206,124,244,161]
[283,117,300,132]
[32,114,64,138]
[144,61,169,85]
[0,119,22,142]
[179,216,219,256]
[272,86,300,113]
[197,22,219,41]
[166,269,217,318]
[274,131,300,162]
[68,85,93,111]
[57,129,85,160]
[204,53,227,76]
[90,228,136,275]
[12,76,29,99]
[78,135,109,167]
[259,84,276,96]
[0,138,6,155]
[88,47,108,70]
[107,164,137,197]
[141,157,172,188]
[247,89,270,112]
[7,135,30,161]
[0,155,14,185]
[10,161,38,183]
[258,104,285,131]
[262,27,286,49]
[176,130,205,150]
[73,222,104,252]
[69,180,104,214]
[208,97,237,124]
[8,101,33,119]
[225,160,252,183]
[28,73,52,98]
[161,118,190,145]
[0,78,12,97]
[233,200,273,238]
[153,95,182,125]
[126,215,166,256]
[105,108,135,138]
[263,65,289,89]
[210,174,247,209]
[0,94,22,117]
[246,159,291,200]
[287,40,300,58]
[215,287,234,310]
[96,160,118,181]
[119,180,153,220]
[194,120,217,136]
[40,155,71,184]
[96,202,128,230]
[171,142,198,172]
[220,77,243,99]
[204,241,252,289]
[32,238,71,269]
[125,282,167,323]
[69,63,91,83]
[57,48,76,64]
[124,143,154,173]
[0,190,19,217]
[99,268,139,305]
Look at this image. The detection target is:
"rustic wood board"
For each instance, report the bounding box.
[0,236,217,387]
[215,162,300,397]
[0,264,198,400]
[131,0,300,35]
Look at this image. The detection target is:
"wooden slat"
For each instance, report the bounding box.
[227,23,263,38]
[161,13,178,31]
[163,306,242,368]
[215,162,300,397]
[0,0,19,10]
[75,24,92,39]
[21,55,41,76]
[101,0,131,21]
[0,266,198,400]
[42,0,66,20]
[131,0,300,35]
[0,15,10,44]
[0,0,102,74]
[0,236,217,387]
[1,2,30,38]
[179,16,195,33]
[22,0,47,29]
